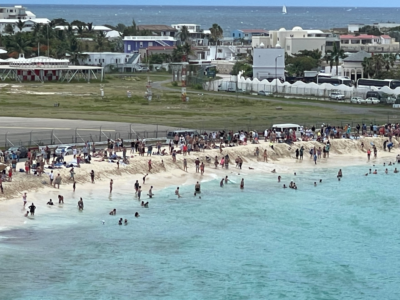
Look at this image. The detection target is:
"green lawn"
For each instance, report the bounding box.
[1,74,400,131]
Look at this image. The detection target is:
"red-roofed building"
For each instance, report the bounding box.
[340,34,399,53]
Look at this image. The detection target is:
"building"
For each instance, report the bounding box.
[232,29,269,41]
[78,52,139,66]
[0,5,36,19]
[54,25,113,33]
[348,22,400,33]
[340,34,399,53]
[123,36,176,53]
[252,47,285,80]
[342,51,371,80]
[0,18,50,35]
[260,27,336,56]
[171,23,210,46]
[136,25,177,37]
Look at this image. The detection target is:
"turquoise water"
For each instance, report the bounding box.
[1,164,400,299]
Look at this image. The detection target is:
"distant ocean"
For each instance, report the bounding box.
[22,5,400,35]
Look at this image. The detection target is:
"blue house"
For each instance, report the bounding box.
[231,29,269,41]
[123,36,177,53]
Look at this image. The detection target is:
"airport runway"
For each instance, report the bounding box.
[0,117,178,148]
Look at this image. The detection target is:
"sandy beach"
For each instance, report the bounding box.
[1,137,399,230]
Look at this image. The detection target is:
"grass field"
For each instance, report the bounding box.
[1,73,400,131]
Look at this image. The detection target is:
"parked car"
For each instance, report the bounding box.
[366,97,380,104]
[386,96,396,104]
[258,90,272,96]
[329,91,345,100]
[350,97,363,104]
[55,145,73,156]
[7,146,28,158]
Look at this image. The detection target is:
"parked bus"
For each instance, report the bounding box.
[357,79,400,90]
[316,76,353,87]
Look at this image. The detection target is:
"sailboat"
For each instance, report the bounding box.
[282,5,287,14]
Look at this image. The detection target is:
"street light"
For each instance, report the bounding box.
[275,55,282,94]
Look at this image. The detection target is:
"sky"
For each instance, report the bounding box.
[3,1,400,7]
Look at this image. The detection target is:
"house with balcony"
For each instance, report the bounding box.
[340,34,399,53]
[123,36,176,54]
[0,18,50,35]
[232,29,269,42]
[0,5,35,19]
[136,25,177,37]
[261,27,336,56]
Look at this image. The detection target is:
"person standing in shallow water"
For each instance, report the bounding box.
[240,178,244,189]
[28,203,36,216]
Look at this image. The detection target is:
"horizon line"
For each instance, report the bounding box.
[6,4,400,8]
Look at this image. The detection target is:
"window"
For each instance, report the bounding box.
[149,42,153,46]
[140,42,143,48]
[127,44,131,51]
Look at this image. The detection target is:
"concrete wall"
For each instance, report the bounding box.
[253,48,285,80]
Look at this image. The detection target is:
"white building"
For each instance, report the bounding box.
[253,26,333,56]
[54,25,113,33]
[340,34,399,53]
[0,5,36,19]
[78,52,139,67]
[0,18,50,35]
[252,47,285,80]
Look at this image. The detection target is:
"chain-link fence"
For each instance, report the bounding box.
[3,117,400,150]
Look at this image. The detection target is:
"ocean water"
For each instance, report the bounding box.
[1,163,400,299]
[22,5,400,34]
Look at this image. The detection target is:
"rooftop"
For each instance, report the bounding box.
[343,51,371,62]
[137,25,177,32]
[238,29,269,33]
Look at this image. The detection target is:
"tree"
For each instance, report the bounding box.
[51,18,69,26]
[71,20,86,27]
[182,42,193,60]
[4,24,15,35]
[358,25,382,36]
[209,23,223,60]
[231,61,252,77]
[16,20,24,32]
[327,43,346,76]
[286,56,318,77]
[383,53,396,72]
[86,22,93,32]
[179,25,190,43]
[5,32,32,55]
[323,52,334,73]
[294,49,322,60]
[362,57,375,78]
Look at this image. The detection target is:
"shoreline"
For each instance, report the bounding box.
[1,137,399,231]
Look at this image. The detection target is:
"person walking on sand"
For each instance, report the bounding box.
[214,156,218,168]
[69,167,75,181]
[195,158,200,173]
[90,170,95,183]
[367,149,371,161]
[148,160,152,172]
[183,158,188,172]
[49,170,54,185]
[135,180,139,196]
[200,162,205,175]
[54,174,62,189]
[110,179,113,194]
[240,178,244,189]
[313,153,317,165]
[263,150,268,162]
[73,181,76,192]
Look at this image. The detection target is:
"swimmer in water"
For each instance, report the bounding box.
[319,179,322,183]
[373,169,377,174]
[394,168,399,173]
[78,198,84,210]
[124,219,128,225]
[389,162,392,166]
[144,202,149,208]
[240,178,244,189]
[278,176,281,182]
[220,179,224,187]
[283,184,287,188]
[47,199,54,205]
[24,210,29,217]
[175,187,181,198]
[294,172,296,176]
[271,169,276,173]
[141,201,144,207]
[225,176,229,184]
[369,169,372,174]
[195,181,201,193]
[118,218,123,225]
[337,169,343,178]
[109,209,116,215]
[385,168,388,174]
[148,186,154,198]
[314,182,317,186]
[135,212,140,218]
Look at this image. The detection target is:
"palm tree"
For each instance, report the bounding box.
[383,53,396,72]
[16,19,24,32]
[181,42,193,62]
[209,23,223,60]
[4,24,15,35]
[329,43,347,76]
[372,54,385,78]
[323,52,334,74]
[179,25,190,43]
[7,32,32,55]
[362,57,375,78]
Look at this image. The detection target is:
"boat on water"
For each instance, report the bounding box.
[282,5,287,14]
